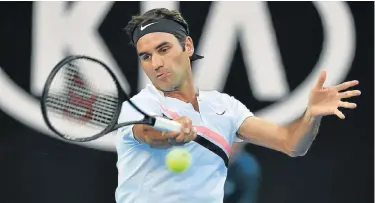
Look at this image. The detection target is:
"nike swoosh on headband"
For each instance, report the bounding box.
[140,22,157,31]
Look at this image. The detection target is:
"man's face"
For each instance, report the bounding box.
[136,32,193,91]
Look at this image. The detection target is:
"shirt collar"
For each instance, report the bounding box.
[149,84,203,101]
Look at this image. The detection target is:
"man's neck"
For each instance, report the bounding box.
[163,81,197,103]
[158,77,200,112]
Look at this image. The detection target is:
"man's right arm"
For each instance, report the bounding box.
[117,96,196,148]
[132,124,171,148]
[132,116,197,149]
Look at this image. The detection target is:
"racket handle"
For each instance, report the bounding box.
[153,117,182,132]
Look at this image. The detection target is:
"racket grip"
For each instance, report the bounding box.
[153,117,182,132]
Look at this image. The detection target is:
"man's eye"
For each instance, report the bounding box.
[142,55,151,60]
[159,47,169,53]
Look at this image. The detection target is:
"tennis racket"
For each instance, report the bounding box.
[40,55,182,142]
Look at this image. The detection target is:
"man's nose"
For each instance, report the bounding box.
[152,55,163,70]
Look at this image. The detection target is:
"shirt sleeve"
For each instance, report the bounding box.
[116,95,161,144]
[227,95,254,143]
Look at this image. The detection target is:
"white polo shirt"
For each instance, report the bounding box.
[115,84,253,203]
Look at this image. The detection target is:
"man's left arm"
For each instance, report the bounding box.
[235,70,361,157]
[236,111,321,157]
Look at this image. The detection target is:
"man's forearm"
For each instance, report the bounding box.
[285,110,322,157]
[133,124,170,146]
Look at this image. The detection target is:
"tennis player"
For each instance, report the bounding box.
[115,8,361,203]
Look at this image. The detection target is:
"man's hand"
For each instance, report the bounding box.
[164,116,197,145]
[307,70,361,119]
[133,116,197,149]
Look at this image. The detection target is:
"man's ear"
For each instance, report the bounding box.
[185,36,194,57]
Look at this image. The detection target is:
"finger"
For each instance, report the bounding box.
[174,117,190,128]
[145,132,172,141]
[182,118,192,134]
[334,109,345,119]
[164,131,179,139]
[314,70,327,89]
[335,80,359,91]
[175,126,196,143]
[167,137,187,146]
[185,130,197,142]
[339,90,361,99]
[175,132,186,143]
[339,101,357,109]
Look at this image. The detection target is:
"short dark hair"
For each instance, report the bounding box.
[124,8,189,50]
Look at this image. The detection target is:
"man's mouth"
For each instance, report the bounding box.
[157,72,170,79]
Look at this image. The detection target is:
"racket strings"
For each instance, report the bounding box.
[45,60,119,130]
[62,76,118,109]
[64,65,118,100]
[46,92,115,124]
[45,99,109,128]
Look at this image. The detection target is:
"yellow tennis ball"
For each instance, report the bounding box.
[165,148,192,173]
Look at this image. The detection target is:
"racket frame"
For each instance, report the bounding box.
[41,55,126,142]
[41,55,180,142]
